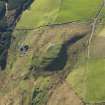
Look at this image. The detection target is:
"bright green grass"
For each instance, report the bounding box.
[17,0,103,28]
[67,58,105,103]
[56,0,102,23]
[17,0,61,28]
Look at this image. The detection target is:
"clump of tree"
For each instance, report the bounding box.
[0,1,5,19]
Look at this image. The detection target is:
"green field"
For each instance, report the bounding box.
[17,0,61,28]
[67,58,105,103]
[17,0,102,28]
[56,0,102,22]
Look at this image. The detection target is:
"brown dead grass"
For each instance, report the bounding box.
[47,82,83,105]
[90,36,105,58]
[0,22,91,105]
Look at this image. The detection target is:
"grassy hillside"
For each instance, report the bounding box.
[67,28,105,103]
[0,0,105,105]
[67,58,105,103]
[17,0,61,28]
[56,0,102,22]
[0,22,91,105]
[17,0,102,28]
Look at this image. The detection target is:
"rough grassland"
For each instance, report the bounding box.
[67,26,105,103]
[0,22,90,105]
[1,0,105,104]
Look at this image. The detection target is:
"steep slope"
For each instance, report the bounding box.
[0,22,91,105]
[0,0,105,105]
